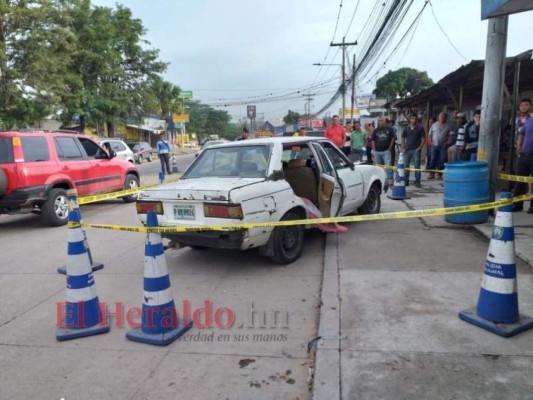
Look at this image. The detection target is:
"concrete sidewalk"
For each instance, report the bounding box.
[314,179,533,400]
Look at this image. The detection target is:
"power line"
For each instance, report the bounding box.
[428,0,468,62]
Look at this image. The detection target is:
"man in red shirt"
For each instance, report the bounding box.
[325,115,345,147]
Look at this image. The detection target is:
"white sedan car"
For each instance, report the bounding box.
[136,137,387,264]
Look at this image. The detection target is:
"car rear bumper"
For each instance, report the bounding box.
[163,230,246,249]
[0,185,47,210]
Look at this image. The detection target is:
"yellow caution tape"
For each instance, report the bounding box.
[497,173,533,184]
[74,194,533,234]
[375,164,532,182]
[78,176,182,205]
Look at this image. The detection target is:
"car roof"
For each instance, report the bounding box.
[206,136,329,147]
[0,130,96,139]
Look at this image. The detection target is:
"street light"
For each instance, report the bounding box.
[313,63,346,124]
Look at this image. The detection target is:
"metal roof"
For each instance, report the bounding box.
[395,51,533,109]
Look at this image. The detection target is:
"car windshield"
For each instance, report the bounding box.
[184,144,270,179]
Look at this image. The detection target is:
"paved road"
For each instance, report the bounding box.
[0,156,325,399]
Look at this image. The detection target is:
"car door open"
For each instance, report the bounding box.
[312,143,344,217]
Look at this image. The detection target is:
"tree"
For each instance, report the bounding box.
[0,0,75,128]
[283,110,301,125]
[373,68,433,100]
[63,2,167,135]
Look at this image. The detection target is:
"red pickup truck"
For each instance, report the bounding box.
[0,131,140,226]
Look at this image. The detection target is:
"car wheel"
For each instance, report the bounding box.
[42,188,69,226]
[358,183,381,215]
[269,211,305,265]
[122,174,140,203]
[147,154,152,162]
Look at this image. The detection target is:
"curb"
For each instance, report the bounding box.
[312,233,341,400]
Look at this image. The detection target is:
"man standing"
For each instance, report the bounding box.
[156,133,172,175]
[237,127,249,140]
[427,112,450,179]
[401,115,426,188]
[350,121,367,162]
[516,98,531,134]
[461,110,481,161]
[325,115,345,148]
[372,116,396,184]
[512,113,533,213]
[447,113,467,162]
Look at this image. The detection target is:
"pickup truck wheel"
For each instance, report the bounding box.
[122,174,140,203]
[42,188,69,226]
[358,183,381,215]
[269,211,305,265]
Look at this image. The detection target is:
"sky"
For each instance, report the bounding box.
[93,0,532,124]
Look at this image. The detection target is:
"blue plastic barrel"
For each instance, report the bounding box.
[443,161,489,224]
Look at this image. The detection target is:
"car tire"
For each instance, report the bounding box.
[122,174,140,203]
[147,154,152,162]
[42,188,69,226]
[269,211,305,265]
[358,183,381,215]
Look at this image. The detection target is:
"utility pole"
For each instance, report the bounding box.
[350,53,357,125]
[331,37,357,125]
[303,92,315,127]
[477,16,508,202]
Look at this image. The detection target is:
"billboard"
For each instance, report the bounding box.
[340,108,361,119]
[173,113,190,123]
[247,105,256,119]
[481,0,533,19]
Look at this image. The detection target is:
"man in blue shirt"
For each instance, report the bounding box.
[157,133,172,175]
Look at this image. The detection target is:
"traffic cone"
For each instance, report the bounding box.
[57,190,103,274]
[158,171,165,184]
[459,192,533,337]
[171,155,179,173]
[387,152,410,200]
[56,190,110,341]
[126,211,192,345]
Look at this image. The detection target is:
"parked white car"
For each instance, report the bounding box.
[99,139,135,164]
[136,137,387,264]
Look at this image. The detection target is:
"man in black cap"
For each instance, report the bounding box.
[237,127,249,140]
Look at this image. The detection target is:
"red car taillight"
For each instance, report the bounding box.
[12,137,24,162]
[203,204,243,219]
[136,201,163,215]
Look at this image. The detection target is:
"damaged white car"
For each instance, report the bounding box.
[136,137,387,264]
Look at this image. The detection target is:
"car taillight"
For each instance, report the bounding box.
[136,201,163,214]
[203,204,243,219]
[12,137,24,162]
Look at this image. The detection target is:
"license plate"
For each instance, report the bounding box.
[174,205,195,220]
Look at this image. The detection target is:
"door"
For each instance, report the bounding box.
[311,143,344,218]
[53,137,94,196]
[77,137,123,193]
[319,141,364,214]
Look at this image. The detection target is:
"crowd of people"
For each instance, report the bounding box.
[321,98,532,213]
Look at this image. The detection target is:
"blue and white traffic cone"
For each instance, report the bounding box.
[459,192,533,337]
[57,190,103,274]
[126,211,192,345]
[158,171,165,184]
[387,152,410,200]
[56,190,110,341]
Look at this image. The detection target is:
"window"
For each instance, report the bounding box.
[0,137,14,163]
[282,145,311,162]
[184,145,270,179]
[321,141,351,169]
[54,137,83,161]
[312,143,335,176]
[79,138,106,158]
[109,141,126,152]
[21,137,49,162]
